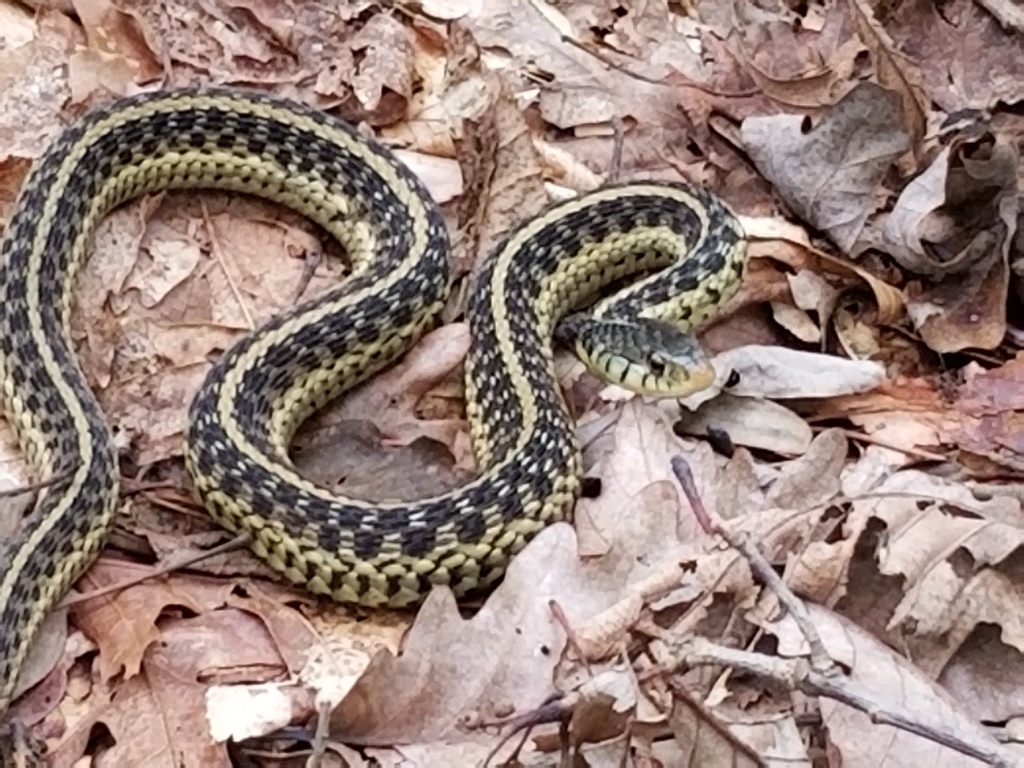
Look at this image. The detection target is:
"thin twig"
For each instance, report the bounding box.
[292,248,322,304]
[201,200,255,330]
[825,427,947,463]
[670,455,837,674]
[306,699,331,768]
[483,694,564,767]
[672,637,1017,767]
[609,116,625,182]
[59,533,251,607]
[0,466,77,499]
[549,599,594,675]
[559,35,760,96]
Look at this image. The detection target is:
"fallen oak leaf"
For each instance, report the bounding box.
[741,82,911,254]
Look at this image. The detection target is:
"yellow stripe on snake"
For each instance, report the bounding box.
[0,88,746,754]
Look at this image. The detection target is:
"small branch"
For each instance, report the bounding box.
[670,456,835,674]
[549,599,594,674]
[60,533,251,607]
[201,200,255,330]
[292,248,322,304]
[306,699,331,768]
[0,466,77,499]
[668,454,1015,765]
[826,427,946,463]
[671,638,1016,767]
[609,116,625,183]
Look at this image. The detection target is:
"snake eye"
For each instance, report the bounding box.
[649,353,666,377]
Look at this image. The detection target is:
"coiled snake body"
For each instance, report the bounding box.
[0,89,747,739]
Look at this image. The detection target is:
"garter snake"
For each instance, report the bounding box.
[0,88,747,745]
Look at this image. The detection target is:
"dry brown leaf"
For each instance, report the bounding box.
[848,0,927,151]
[454,80,548,275]
[347,14,415,121]
[770,302,821,344]
[72,191,350,466]
[307,323,470,452]
[48,610,280,765]
[558,667,637,750]
[462,0,723,180]
[289,324,473,502]
[0,10,80,158]
[765,427,847,510]
[741,82,911,254]
[72,0,162,83]
[846,470,1024,666]
[70,560,239,683]
[884,0,1024,112]
[938,356,1024,472]
[731,6,862,110]
[67,49,140,103]
[773,268,839,344]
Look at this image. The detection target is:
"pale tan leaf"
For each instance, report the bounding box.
[674,394,814,457]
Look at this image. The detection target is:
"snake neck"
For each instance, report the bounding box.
[464,181,746,464]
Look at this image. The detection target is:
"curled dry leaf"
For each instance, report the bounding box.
[867,133,1018,353]
[745,215,906,326]
[869,134,1018,278]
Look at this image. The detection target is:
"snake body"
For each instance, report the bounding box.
[0,88,746,727]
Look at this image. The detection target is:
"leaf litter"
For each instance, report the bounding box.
[0,0,1023,766]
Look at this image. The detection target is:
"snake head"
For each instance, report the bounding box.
[558,315,717,399]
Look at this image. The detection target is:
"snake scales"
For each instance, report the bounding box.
[0,88,746,752]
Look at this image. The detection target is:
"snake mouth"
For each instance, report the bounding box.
[567,316,721,399]
[582,348,718,399]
